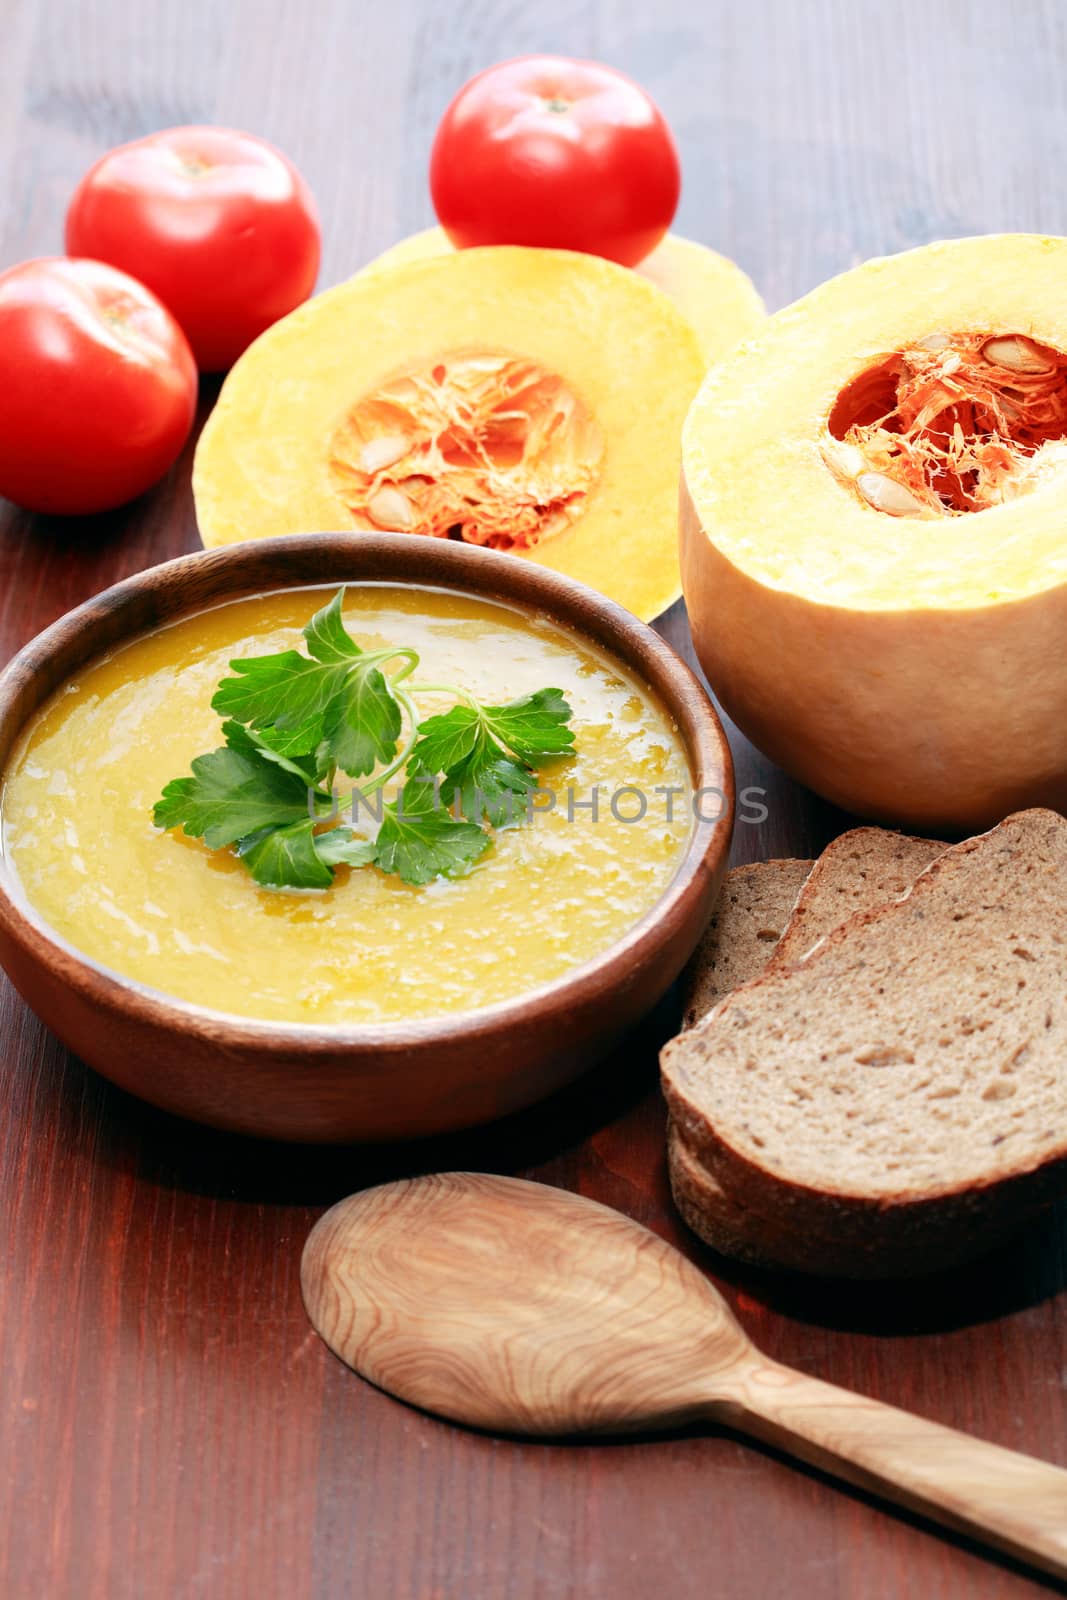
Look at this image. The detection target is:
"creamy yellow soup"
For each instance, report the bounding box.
[1,586,693,1025]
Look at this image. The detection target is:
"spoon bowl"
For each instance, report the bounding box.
[302,1171,751,1434]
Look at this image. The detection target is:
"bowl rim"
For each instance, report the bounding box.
[0,533,733,1053]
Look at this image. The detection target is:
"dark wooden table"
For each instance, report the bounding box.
[2,2,1065,1595]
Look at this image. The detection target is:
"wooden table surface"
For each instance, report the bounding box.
[1,1,1065,1595]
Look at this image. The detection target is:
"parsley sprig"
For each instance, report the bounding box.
[154,590,575,889]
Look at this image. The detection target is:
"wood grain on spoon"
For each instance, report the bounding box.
[302,1173,1067,1582]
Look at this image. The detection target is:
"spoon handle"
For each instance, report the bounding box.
[721,1358,1067,1579]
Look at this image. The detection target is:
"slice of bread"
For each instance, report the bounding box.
[663,810,1067,1276]
[665,1121,988,1276]
[771,828,946,968]
[681,858,812,1029]
[682,831,946,1032]
[672,828,948,1269]
[665,1118,1021,1277]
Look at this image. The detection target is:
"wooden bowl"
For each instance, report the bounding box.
[0,535,733,1142]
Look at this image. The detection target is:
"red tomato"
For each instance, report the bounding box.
[0,258,197,516]
[66,126,321,371]
[430,56,681,268]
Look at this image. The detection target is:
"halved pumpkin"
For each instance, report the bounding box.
[194,246,705,621]
[361,227,765,366]
[682,233,1067,830]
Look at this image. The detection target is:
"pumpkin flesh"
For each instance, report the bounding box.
[194,247,705,622]
[360,226,765,367]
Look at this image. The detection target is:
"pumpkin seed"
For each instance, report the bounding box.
[856,471,926,516]
[360,435,410,474]
[366,485,415,530]
[821,439,868,483]
[916,332,952,352]
[981,336,1052,375]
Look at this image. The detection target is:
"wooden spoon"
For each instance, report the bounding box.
[301,1172,1067,1581]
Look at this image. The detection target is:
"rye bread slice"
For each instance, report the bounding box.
[771,828,947,968]
[682,831,946,1031]
[662,810,1067,1264]
[665,1119,1022,1277]
[671,825,953,1273]
[670,829,951,1273]
[681,859,812,1029]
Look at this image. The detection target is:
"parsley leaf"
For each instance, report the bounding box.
[321,662,402,777]
[153,745,324,849]
[303,590,362,663]
[411,688,573,826]
[212,652,352,746]
[375,778,491,885]
[412,689,573,777]
[406,704,481,775]
[313,827,378,869]
[444,754,537,829]
[221,719,322,784]
[483,688,576,764]
[237,819,334,889]
[235,816,377,890]
[212,592,402,778]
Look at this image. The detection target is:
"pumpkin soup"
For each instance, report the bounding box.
[0,586,693,1025]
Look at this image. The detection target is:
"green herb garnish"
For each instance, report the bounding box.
[154,590,575,890]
